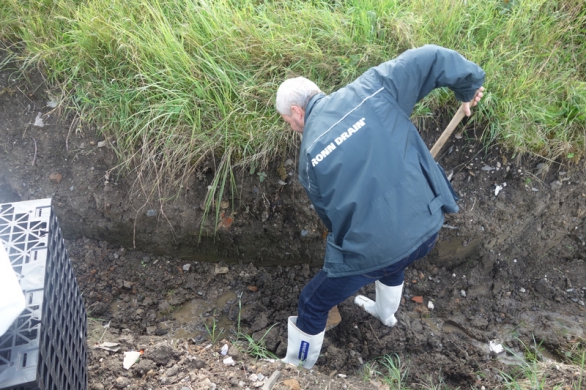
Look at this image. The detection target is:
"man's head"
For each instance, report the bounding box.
[276,77,322,133]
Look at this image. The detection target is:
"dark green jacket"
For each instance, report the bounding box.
[298,45,485,277]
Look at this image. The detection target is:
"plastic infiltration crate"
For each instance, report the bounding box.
[0,199,87,390]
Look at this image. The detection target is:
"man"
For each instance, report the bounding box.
[276,45,485,369]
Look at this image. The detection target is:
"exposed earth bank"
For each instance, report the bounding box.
[1,49,585,389]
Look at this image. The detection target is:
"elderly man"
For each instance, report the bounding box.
[276,45,485,368]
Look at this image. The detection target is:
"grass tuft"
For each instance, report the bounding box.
[1,0,585,228]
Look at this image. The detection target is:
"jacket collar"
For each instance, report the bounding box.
[304,93,325,123]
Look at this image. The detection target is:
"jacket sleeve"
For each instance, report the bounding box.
[373,44,485,116]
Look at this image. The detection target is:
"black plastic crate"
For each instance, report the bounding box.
[0,199,87,390]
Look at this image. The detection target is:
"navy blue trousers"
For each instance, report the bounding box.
[296,232,438,335]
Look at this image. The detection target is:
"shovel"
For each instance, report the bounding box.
[430,104,466,159]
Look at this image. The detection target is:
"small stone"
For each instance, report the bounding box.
[414,305,430,316]
[263,371,281,390]
[33,112,44,127]
[220,200,229,209]
[228,345,239,357]
[495,185,503,196]
[489,340,504,354]
[223,356,235,366]
[215,265,229,275]
[182,264,191,272]
[550,180,563,190]
[97,141,107,147]
[427,301,435,310]
[283,379,301,390]
[146,209,157,217]
[460,290,467,297]
[217,216,233,229]
[49,172,63,183]
[114,377,130,389]
[300,229,309,237]
[165,365,179,377]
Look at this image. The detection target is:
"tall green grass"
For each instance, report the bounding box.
[1,0,585,215]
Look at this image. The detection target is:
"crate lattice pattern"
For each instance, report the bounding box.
[0,199,87,390]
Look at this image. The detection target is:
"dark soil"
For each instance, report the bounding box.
[1,47,585,389]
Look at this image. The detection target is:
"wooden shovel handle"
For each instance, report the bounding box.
[430,105,466,159]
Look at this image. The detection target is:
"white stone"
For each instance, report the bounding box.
[123,351,142,369]
[489,340,504,354]
[33,112,44,127]
[223,356,235,366]
[494,185,503,196]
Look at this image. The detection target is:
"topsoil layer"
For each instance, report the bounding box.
[1,48,585,389]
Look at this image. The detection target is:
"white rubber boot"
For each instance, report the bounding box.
[354,281,403,327]
[281,316,325,369]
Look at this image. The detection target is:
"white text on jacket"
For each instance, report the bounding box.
[311,118,366,167]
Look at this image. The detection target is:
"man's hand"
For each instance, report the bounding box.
[462,86,485,117]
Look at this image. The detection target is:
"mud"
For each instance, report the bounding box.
[1,47,585,389]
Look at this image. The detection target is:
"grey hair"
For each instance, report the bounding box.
[275,76,322,115]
